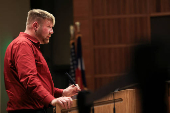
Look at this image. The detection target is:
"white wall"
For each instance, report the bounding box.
[0,1,30,113]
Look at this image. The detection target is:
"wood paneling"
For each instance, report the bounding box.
[94,47,132,74]
[150,0,170,13]
[73,0,89,17]
[73,0,170,90]
[93,17,149,46]
[92,0,148,16]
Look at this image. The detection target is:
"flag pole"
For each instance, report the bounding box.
[70,25,75,46]
[69,25,77,89]
[75,22,80,34]
[75,22,82,38]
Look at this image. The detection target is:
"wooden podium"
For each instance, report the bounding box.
[54,89,141,113]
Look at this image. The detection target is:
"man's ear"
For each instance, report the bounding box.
[32,21,38,31]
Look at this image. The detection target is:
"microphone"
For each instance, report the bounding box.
[65,72,76,86]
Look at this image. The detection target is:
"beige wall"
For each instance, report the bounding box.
[0,1,30,113]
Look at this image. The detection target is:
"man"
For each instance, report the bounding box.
[4,9,81,113]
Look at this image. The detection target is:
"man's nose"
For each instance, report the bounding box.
[50,28,54,34]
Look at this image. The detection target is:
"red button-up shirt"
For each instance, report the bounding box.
[4,32,63,111]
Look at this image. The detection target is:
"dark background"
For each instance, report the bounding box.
[30,0,74,112]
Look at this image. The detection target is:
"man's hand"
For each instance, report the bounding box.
[62,84,81,97]
[50,97,73,109]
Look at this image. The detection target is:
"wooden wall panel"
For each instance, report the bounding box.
[150,0,170,13]
[92,0,148,16]
[93,17,149,46]
[73,0,170,90]
[82,48,93,78]
[94,77,118,89]
[73,0,89,17]
[94,47,133,75]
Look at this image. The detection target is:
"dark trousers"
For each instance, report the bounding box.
[8,108,47,113]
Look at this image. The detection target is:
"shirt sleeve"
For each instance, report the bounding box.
[14,42,54,106]
[54,87,63,97]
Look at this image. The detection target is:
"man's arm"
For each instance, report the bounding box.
[54,85,81,98]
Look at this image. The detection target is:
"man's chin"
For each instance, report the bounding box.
[44,39,49,44]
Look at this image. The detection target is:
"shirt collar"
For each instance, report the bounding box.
[19,32,40,48]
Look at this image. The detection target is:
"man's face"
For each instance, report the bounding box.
[36,19,54,44]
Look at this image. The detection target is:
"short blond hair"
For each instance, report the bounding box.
[26,9,55,26]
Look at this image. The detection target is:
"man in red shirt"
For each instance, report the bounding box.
[4,9,81,113]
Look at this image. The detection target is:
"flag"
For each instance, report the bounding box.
[69,41,77,84]
[75,35,87,90]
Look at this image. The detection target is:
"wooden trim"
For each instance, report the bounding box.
[150,12,170,17]
[60,98,123,113]
[93,14,148,19]
[94,98,123,106]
